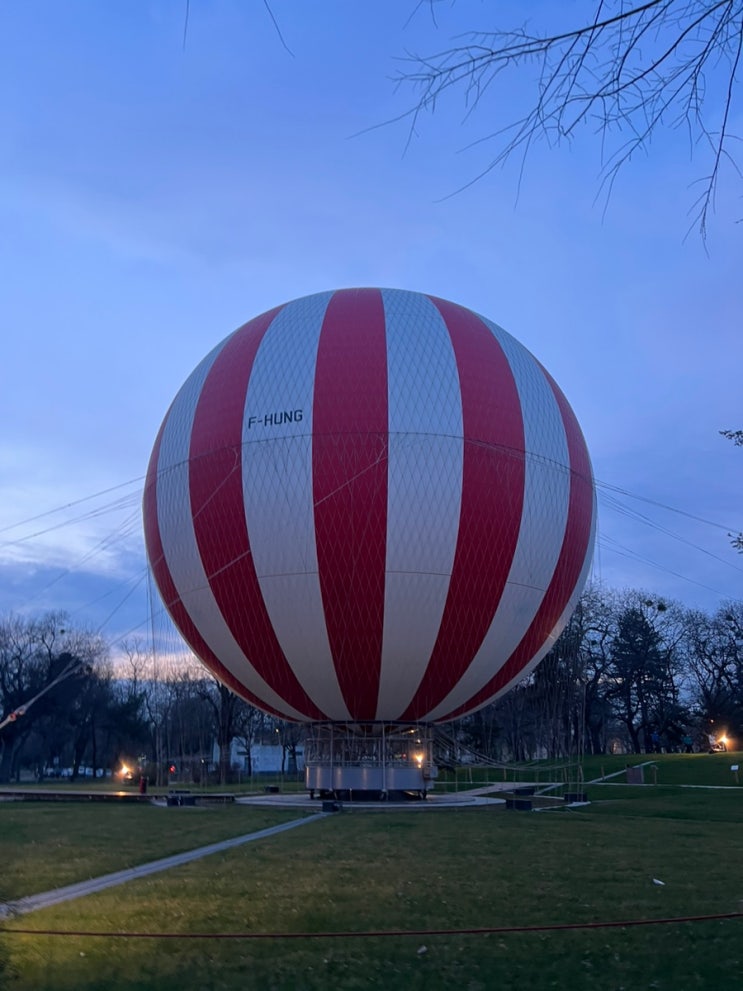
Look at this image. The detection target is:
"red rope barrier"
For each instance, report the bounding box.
[3,911,742,940]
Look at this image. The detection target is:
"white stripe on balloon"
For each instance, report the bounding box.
[241,291,352,719]
[157,335,307,720]
[376,289,464,719]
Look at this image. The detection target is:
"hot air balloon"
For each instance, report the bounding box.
[143,288,595,798]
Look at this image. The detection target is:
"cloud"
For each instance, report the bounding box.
[0,442,144,577]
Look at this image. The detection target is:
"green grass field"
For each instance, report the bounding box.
[0,804,305,901]
[2,755,742,990]
[435,749,743,791]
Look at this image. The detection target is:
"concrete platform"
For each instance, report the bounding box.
[234,782,542,811]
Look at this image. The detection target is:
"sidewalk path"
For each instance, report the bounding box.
[0,812,325,919]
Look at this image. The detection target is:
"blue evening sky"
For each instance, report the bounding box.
[1,1,741,650]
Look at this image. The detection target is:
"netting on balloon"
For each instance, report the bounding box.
[146,426,592,725]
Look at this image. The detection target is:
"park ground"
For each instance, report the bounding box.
[1,751,742,990]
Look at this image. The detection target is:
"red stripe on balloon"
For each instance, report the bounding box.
[400,297,526,721]
[312,289,389,720]
[142,422,285,718]
[188,308,325,720]
[436,371,595,721]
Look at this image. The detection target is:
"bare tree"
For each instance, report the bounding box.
[682,603,743,736]
[233,706,268,777]
[397,1,742,236]
[0,612,110,781]
[196,675,262,785]
[720,430,743,550]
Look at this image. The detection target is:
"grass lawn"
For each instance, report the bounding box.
[2,759,743,990]
[580,750,743,787]
[435,749,743,791]
[0,804,305,901]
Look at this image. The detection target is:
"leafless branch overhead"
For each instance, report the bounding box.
[396,0,743,236]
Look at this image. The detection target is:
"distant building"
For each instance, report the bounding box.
[212,738,305,774]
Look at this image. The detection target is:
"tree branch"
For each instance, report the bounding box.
[393,0,742,236]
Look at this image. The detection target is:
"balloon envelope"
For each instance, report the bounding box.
[143,288,596,723]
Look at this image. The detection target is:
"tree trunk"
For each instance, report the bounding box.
[0,742,16,784]
[219,739,231,785]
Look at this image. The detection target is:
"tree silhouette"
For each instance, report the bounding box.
[720,430,742,550]
[397,0,742,236]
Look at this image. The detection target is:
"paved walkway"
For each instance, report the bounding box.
[0,812,325,919]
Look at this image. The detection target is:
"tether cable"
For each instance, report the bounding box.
[4,910,742,940]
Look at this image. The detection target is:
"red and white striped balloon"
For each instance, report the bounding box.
[143,288,596,723]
